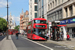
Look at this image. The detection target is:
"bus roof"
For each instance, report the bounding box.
[34,18,46,20]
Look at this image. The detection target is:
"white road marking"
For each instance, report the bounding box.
[22,37,54,50]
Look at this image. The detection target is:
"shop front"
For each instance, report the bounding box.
[50,21,66,41]
[60,18,75,38]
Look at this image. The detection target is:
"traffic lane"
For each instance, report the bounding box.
[0,36,5,41]
[40,43,73,50]
[11,35,50,50]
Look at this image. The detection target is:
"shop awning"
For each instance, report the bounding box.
[57,25,66,26]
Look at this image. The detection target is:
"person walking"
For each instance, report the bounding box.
[16,32,20,40]
[60,31,63,40]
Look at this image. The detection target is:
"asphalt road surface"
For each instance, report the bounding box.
[11,35,73,50]
[0,36,5,41]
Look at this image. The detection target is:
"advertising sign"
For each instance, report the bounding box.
[60,18,75,25]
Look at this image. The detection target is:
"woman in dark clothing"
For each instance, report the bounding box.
[16,33,20,39]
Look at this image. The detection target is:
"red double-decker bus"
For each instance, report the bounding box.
[27,18,48,40]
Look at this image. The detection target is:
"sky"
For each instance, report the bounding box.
[0,0,29,25]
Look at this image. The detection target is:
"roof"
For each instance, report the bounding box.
[34,18,46,20]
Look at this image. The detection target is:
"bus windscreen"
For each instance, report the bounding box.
[34,20,46,24]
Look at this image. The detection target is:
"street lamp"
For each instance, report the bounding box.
[6,0,9,39]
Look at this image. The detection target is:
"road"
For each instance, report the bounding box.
[11,35,73,50]
[0,36,5,41]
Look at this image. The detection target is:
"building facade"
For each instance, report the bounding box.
[29,0,38,21]
[20,10,29,33]
[9,13,16,29]
[47,0,75,39]
[37,0,48,19]
[23,11,29,30]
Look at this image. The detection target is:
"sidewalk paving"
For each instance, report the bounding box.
[0,35,17,50]
[47,38,75,50]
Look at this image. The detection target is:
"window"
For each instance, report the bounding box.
[34,20,46,24]
[36,25,45,28]
[28,30,31,33]
[59,10,62,19]
[35,0,37,4]
[62,0,63,3]
[35,13,37,18]
[53,13,55,21]
[50,3,52,8]
[55,0,57,6]
[56,11,58,20]
[48,4,50,10]
[53,1,54,7]
[65,8,68,17]
[28,22,31,25]
[35,6,37,11]
[58,0,60,4]
[42,0,44,6]
[69,5,73,16]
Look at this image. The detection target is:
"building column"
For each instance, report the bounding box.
[72,4,75,16]
[62,8,66,18]
[54,0,55,7]
[67,7,70,17]
[57,0,58,6]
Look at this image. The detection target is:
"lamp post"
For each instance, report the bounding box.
[6,0,9,39]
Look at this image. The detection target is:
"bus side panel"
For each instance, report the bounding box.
[27,33,32,39]
[32,34,46,40]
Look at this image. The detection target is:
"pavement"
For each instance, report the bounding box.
[47,38,75,50]
[0,35,17,50]
[0,35,75,50]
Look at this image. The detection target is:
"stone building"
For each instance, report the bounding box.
[20,9,29,33]
[47,0,75,39]
[29,0,38,21]
[8,13,16,29]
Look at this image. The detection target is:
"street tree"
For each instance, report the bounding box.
[14,25,19,31]
[0,17,7,32]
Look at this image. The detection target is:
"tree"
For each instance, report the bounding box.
[0,17,7,32]
[14,25,19,31]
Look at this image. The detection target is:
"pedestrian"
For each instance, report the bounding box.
[61,31,63,40]
[50,32,53,40]
[66,32,71,41]
[16,32,20,40]
[57,31,60,41]
[60,31,63,40]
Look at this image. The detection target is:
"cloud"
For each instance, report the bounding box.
[3,15,7,20]
[12,15,20,22]
[0,0,11,8]
[3,15,20,22]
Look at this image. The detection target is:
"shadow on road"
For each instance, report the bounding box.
[0,36,5,41]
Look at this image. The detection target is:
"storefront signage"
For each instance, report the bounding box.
[60,20,66,25]
[73,19,75,21]
[60,18,75,25]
